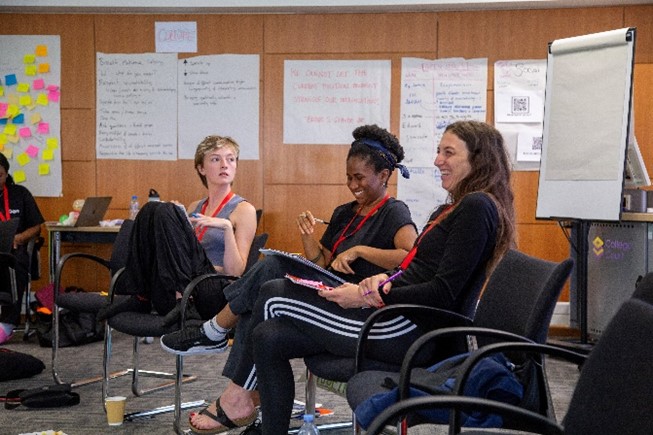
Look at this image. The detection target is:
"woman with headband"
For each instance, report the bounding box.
[160,124,417,433]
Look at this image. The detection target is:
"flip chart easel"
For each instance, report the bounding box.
[536,28,637,344]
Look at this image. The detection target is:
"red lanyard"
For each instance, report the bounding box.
[399,204,455,270]
[0,185,9,222]
[195,191,235,242]
[329,194,390,263]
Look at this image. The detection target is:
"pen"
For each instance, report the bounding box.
[378,268,404,288]
[314,218,330,224]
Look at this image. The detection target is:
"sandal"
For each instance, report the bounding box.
[189,396,257,434]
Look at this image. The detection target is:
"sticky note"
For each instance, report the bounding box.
[38,63,50,74]
[7,134,19,144]
[46,137,59,149]
[37,122,49,134]
[25,65,37,76]
[3,124,17,136]
[7,105,19,117]
[26,144,39,157]
[42,148,54,161]
[35,45,48,56]
[24,54,36,64]
[13,170,26,183]
[12,113,24,124]
[30,113,41,124]
[0,103,6,118]
[4,74,17,86]
[17,152,30,166]
[2,146,11,158]
[47,84,59,92]
[38,163,50,175]
[7,95,18,105]
[19,95,32,106]
[19,127,32,138]
[0,86,4,97]
[33,78,45,90]
[36,94,48,106]
[0,143,3,151]
[48,90,60,103]
[17,83,29,93]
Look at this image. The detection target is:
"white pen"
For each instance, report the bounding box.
[314,218,329,225]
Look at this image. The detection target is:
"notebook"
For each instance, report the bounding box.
[0,218,20,253]
[70,197,112,227]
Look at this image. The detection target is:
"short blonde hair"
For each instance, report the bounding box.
[194,135,240,187]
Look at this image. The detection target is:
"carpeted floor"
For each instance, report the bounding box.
[0,330,580,435]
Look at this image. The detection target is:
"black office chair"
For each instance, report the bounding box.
[103,232,269,434]
[347,250,574,433]
[51,220,134,386]
[364,294,653,435]
[0,218,44,341]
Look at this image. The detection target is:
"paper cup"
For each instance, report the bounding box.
[105,396,126,426]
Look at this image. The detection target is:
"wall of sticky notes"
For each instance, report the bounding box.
[0,35,62,197]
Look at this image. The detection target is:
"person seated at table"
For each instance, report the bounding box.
[180,120,516,434]
[0,152,45,345]
[98,135,257,321]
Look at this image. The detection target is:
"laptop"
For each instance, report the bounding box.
[0,218,20,253]
[71,197,112,227]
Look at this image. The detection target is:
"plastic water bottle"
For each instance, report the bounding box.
[129,195,140,220]
[297,414,320,435]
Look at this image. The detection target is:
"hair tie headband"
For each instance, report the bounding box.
[359,138,410,179]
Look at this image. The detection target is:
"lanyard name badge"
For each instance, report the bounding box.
[0,186,10,222]
[195,191,235,242]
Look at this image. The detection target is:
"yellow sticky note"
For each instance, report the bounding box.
[36,94,48,106]
[46,137,59,149]
[7,134,19,144]
[38,63,50,74]
[3,147,12,158]
[42,148,54,161]
[7,105,19,117]
[0,86,4,97]
[0,134,6,145]
[38,163,50,175]
[19,95,32,106]
[25,65,37,76]
[17,83,30,93]
[13,170,26,183]
[24,54,36,64]
[30,113,42,124]
[17,152,30,166]
[35,45,48,56]
[3,124,17,136]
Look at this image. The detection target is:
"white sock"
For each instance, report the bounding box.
[202,317,228,341]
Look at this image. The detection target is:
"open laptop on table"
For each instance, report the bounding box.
[66,196,112,227]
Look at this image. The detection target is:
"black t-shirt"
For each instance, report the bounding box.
[5,184,45,233]
[320,197,415,282]
[383,192,499,312]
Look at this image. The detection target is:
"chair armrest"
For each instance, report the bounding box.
[448,341,587,432]
[179,273,230,324]
[398,326,538,401]
[364,395,564,435]
[54,252,111,305]
[354,304,473,373]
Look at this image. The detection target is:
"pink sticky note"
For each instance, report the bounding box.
[46,85,59,92]
[48,90,60,103]
[19,127,32,138]
[0,103,7,118]
[37,122,49,134]
[25,144,39,158]
[33,78,45,90]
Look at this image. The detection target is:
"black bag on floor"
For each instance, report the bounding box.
[2,383,80,409]
[0,348,45,381]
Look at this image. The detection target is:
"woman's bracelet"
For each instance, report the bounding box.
[309,251,323,263]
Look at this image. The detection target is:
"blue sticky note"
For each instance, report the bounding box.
[0,118,7,125]
[4,74,17,86]
[12,113,24,124]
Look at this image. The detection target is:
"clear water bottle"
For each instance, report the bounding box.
[297,414,320,435]
[129,195,140,220]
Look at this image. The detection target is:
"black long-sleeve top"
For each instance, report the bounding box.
[381,192,499,313]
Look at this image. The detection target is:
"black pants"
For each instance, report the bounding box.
[0,245,30,325]
[116,201,226,318]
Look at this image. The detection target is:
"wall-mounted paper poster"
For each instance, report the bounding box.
[0,35,62,197]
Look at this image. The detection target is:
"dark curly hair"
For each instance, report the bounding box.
[0,152,15,185]
[349,124,404,176]
[443,120,515,271]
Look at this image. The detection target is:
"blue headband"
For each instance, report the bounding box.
[359,138,410,179]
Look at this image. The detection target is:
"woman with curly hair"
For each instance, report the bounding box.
[161,124,418,433]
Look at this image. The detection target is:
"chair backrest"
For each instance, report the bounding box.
[109,220,134,274]
[245,232,268,273]
[563,297,653,434]
[473,250,574,346]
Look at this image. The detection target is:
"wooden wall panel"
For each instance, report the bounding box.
[634,64,653,172]
[626,5,653,64]
[61,109,95,161]
[264,13,438,54]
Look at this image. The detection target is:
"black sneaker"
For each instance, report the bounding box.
[160,327,228,355]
